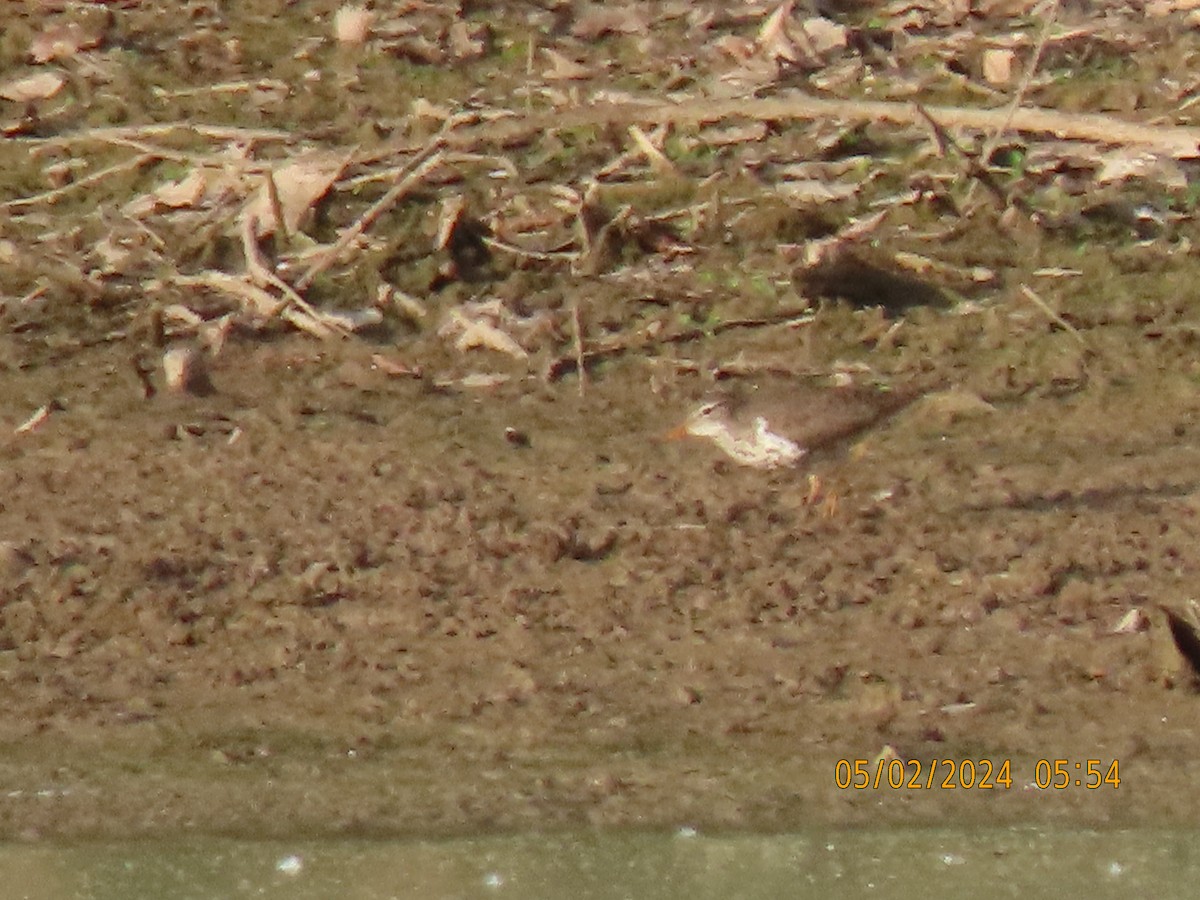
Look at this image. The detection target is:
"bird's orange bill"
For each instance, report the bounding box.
[661,423,691,442]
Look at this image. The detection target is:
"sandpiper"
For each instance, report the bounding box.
[665,380,921,470]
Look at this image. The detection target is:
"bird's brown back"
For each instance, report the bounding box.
[726,381,922,453]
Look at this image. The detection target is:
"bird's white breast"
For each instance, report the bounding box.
[711,416,806,469]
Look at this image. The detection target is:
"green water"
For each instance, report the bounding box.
[2,827,1198,900]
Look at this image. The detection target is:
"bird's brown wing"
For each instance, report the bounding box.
[777,385,920,451]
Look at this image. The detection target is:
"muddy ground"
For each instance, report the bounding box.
[5,1,1200,839]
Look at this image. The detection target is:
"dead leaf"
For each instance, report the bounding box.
[572,7,649,39]
[434,197,492,282]
[0,71,65,102]
[29,21,105,63]
[700,121,769,145]
[628,125,677,176]
[124,174,193,218]
[1146,0,1200,14]
[457,373,511,389]
[333,4,374,44]
[976,0,1044,14]
[244,151,350,238]
[776,179,861,204]
[439,309,528,359]
[435,196,467,252]
[448,21,488,59]
[370,354,422,379]
[412,97,453,121]
[389,35,444,65]
[321,307,383,332]
[800,17,848,55]
[712,34,757,62]
[153,170,208,209]
[759,1,799,63]
[1111,608,1149,635]
[543,48,592,81]
[981,48,1014,85]
[92,236,135,273]
[1096,148,1186,188]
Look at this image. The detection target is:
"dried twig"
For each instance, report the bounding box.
[295,140,445,292]
[28,122,295,146]
[152,79,289,100]
[239,212,339,338]
[263,168,289,246]
[482,236,575,262]
[545,308,815,381]
[440,96,1200,159]
[1018,284,1087,348]
[1,152,158,209]
[570,299,586,396]
[914,104,1031,214]
[627,124,676,176]
[31,87,1200,167]
[980,0,1060,165]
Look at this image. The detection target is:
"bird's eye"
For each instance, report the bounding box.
[698,402,720,417]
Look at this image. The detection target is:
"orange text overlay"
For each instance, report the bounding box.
[833,758,1121,791]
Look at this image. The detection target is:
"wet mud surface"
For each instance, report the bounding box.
[7,0,1200,841]
[5,293,1200,839]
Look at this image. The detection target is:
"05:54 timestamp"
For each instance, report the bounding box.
[834,757,1121,791]
[1033,758,1121,790]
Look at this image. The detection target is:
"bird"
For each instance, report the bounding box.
[664,379,923,471]
[1159,605,1200,683]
